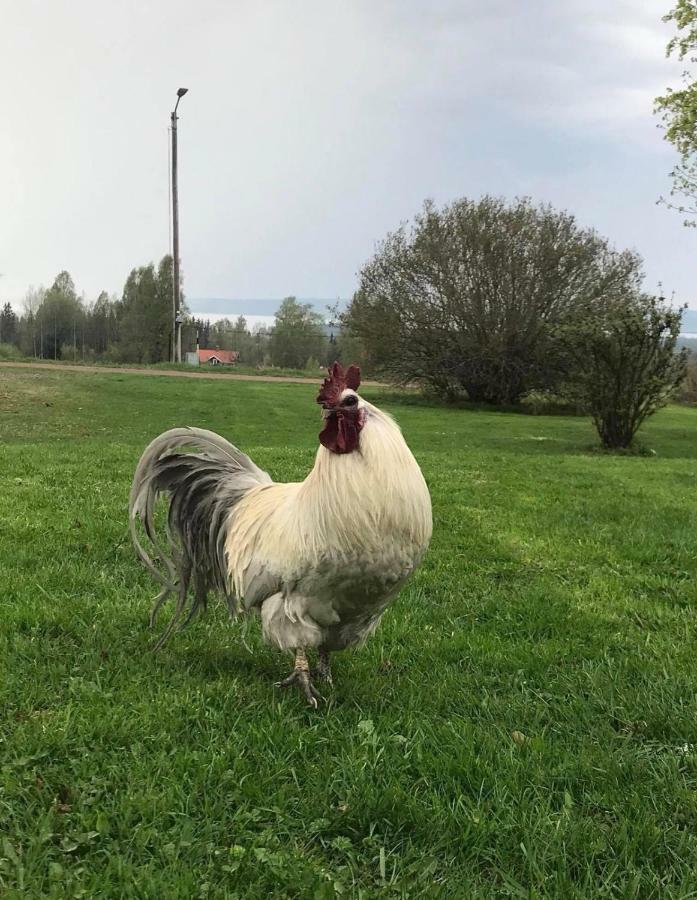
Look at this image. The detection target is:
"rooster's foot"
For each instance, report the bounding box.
[311,648,332,685]
[275,648,323,708]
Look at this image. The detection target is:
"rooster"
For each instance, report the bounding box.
[129,362,432,706]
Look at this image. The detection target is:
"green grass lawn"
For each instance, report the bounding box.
[0,356,334,381]
[1,368,697,898]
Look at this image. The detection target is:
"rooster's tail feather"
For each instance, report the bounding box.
[129,427,271,647]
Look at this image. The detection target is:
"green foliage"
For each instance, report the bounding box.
[117,257,174,364]
[229,316,256,363]
[17,288,44,357]
[36,271,82,360]
[59,343,79,363]
[345,196,642,404]
[207,317,242,352]
[655,1,697,223]
[0,302,18,346]
[558,295,687,449]
[334,327,371,375]
[10,259,173,365]
[681,353,697,402]
[269,297,327,369]
[2,369,697,896]
[195,315,271,366]
[0,342,22,360]
[86,291,118,356]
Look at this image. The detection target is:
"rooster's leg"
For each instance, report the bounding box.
[276,648,323,708]
[313,648,332,685]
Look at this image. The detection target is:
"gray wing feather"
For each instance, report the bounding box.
[240,556,283,611]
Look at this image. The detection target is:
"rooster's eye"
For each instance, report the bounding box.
[342,395,358,407]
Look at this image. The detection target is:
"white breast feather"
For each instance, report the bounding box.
[224,401,432,649]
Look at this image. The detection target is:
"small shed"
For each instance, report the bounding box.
[197,349,239,366]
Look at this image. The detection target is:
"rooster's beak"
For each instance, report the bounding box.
[321,407,336,419]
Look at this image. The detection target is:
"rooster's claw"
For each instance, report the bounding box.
[275,669,323,708]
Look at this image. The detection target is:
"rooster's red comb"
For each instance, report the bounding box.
[316,361,361,406]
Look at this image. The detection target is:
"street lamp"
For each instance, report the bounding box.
[171,87,188,362]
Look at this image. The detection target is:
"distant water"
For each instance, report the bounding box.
[681,309,697,332]
[188,298,346,319]
[192,313,276,329]
[188,301,697,336]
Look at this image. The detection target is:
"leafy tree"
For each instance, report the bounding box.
[0,342,21,360]
[36,271,83,359]
[155,255,177,361]
[334,327,371,374]
[558,295,687,449]
[268,298,327,369]
[87,291,118,356]
[683,353,697,402]
[231,315,257,363]
[18,288,44,357]
[117,256,174,363]
[207,317,240,352]
[345,197,642,403]
[0,302,18,346]
[180,317,211,354]
[116,268,151,362]
[197,318,211,349]
[655,1,697,224]
[249,324,272,367]
[180,318,197,356]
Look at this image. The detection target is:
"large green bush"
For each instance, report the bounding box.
[558,295,687,449]
[345,196,642,404]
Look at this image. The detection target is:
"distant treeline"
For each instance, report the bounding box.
[0,261,353,371]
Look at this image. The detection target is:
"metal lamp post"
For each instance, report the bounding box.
[171,87,188,362]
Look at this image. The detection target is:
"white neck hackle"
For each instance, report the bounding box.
[296,400,432,561]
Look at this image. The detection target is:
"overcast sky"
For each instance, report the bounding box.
[1,0,694,317]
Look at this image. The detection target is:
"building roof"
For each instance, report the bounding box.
[198,349,239,364]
